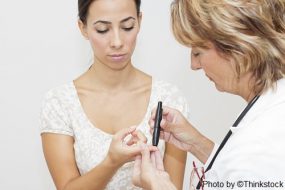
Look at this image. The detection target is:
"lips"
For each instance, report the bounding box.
[108,53,126,61]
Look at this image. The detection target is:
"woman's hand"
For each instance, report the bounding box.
[149,106,214,164]
[105,126,148,167]
[132,145,177,190]
[149,106,200,152]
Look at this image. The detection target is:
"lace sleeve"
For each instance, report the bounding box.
[39,89,73,136]
[164,85,190,120]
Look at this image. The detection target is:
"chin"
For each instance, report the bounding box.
[215,88,224,92]
[214,83,225,92]
[108,61,130,71]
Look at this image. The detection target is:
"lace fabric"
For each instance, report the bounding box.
[40,78,190,190]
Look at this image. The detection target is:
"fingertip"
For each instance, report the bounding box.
[148,145,159,152]
[160,120,169,131]
[126,139,133,146]
[154,149,162,158]
[162,106,171,116]
[129,125,137,132]
[117,126,137,141]
[160,119,166,126]
[151,108,157,118]
[131,130,137,135]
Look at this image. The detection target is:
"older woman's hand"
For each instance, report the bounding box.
[149,106,201,152]
[132,144,177,190]
[149,106,214,163]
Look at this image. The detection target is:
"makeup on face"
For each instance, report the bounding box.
[108,53,127,62]
[83,0,140,69]
[93,17,136,34]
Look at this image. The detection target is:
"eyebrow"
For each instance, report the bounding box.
[93,16,135,25]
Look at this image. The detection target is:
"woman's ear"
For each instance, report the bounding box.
[78,20,89,40]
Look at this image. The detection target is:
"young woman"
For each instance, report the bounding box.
[40,0,188,189]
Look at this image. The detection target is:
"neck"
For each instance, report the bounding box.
[86,61,138,92]
[245,92,257,103]
[236,73,257,103]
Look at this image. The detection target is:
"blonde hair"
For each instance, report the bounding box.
[171,0,285,94]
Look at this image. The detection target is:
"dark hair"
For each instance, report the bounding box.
[78,0,141,24]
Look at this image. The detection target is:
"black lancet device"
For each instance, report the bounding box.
[152,101,163,146]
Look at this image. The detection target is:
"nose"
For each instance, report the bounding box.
[191,60,201,70]
[190,53,201,70]
[110,30,123,49]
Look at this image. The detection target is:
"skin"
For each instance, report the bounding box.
[133,145,177,190]
[41,0,186,189]
[191,43,255,102]
[42,126,149,190]
[132,42,256,189]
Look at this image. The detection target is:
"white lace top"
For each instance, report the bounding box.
[40,78,190,190]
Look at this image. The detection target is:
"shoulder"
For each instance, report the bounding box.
[249,78,285,129]
[151,78,190,114]
[39,82,75,136]
[41,82,76,114]
[152,78,188,101]
[152,78,184,95]
[42,82,75,104]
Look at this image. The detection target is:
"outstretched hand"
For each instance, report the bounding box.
[132,144,177,190]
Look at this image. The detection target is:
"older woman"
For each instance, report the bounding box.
[132,0,285,189]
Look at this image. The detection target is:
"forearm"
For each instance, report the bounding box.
[188,131,214,164]
[164,143,186,190]
[63,157,120,190]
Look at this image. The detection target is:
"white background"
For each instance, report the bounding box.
[0,0,245,189]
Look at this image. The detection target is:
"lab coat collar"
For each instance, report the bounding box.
[230,78,285,133]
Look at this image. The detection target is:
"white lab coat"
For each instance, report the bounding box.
[204,78,285,190]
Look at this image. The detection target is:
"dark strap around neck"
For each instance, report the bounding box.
[205,95,260,172]
[205,130,232,172]
[196,95,260,189]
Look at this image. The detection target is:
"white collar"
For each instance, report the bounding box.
[230,78,285,132]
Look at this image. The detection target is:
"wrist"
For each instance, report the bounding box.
[189,131,204,149]
[184,123,202,150]
[102,155,122,170]
[150,175,177,190]
[188,130,214,164]
[150,179,161,190]
[150,179,177,190]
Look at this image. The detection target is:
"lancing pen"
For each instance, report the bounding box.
[152,101,163,146]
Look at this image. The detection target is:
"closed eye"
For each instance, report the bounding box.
[123,26,134,31]
[192,52,200,57]
[96,29,109,34]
